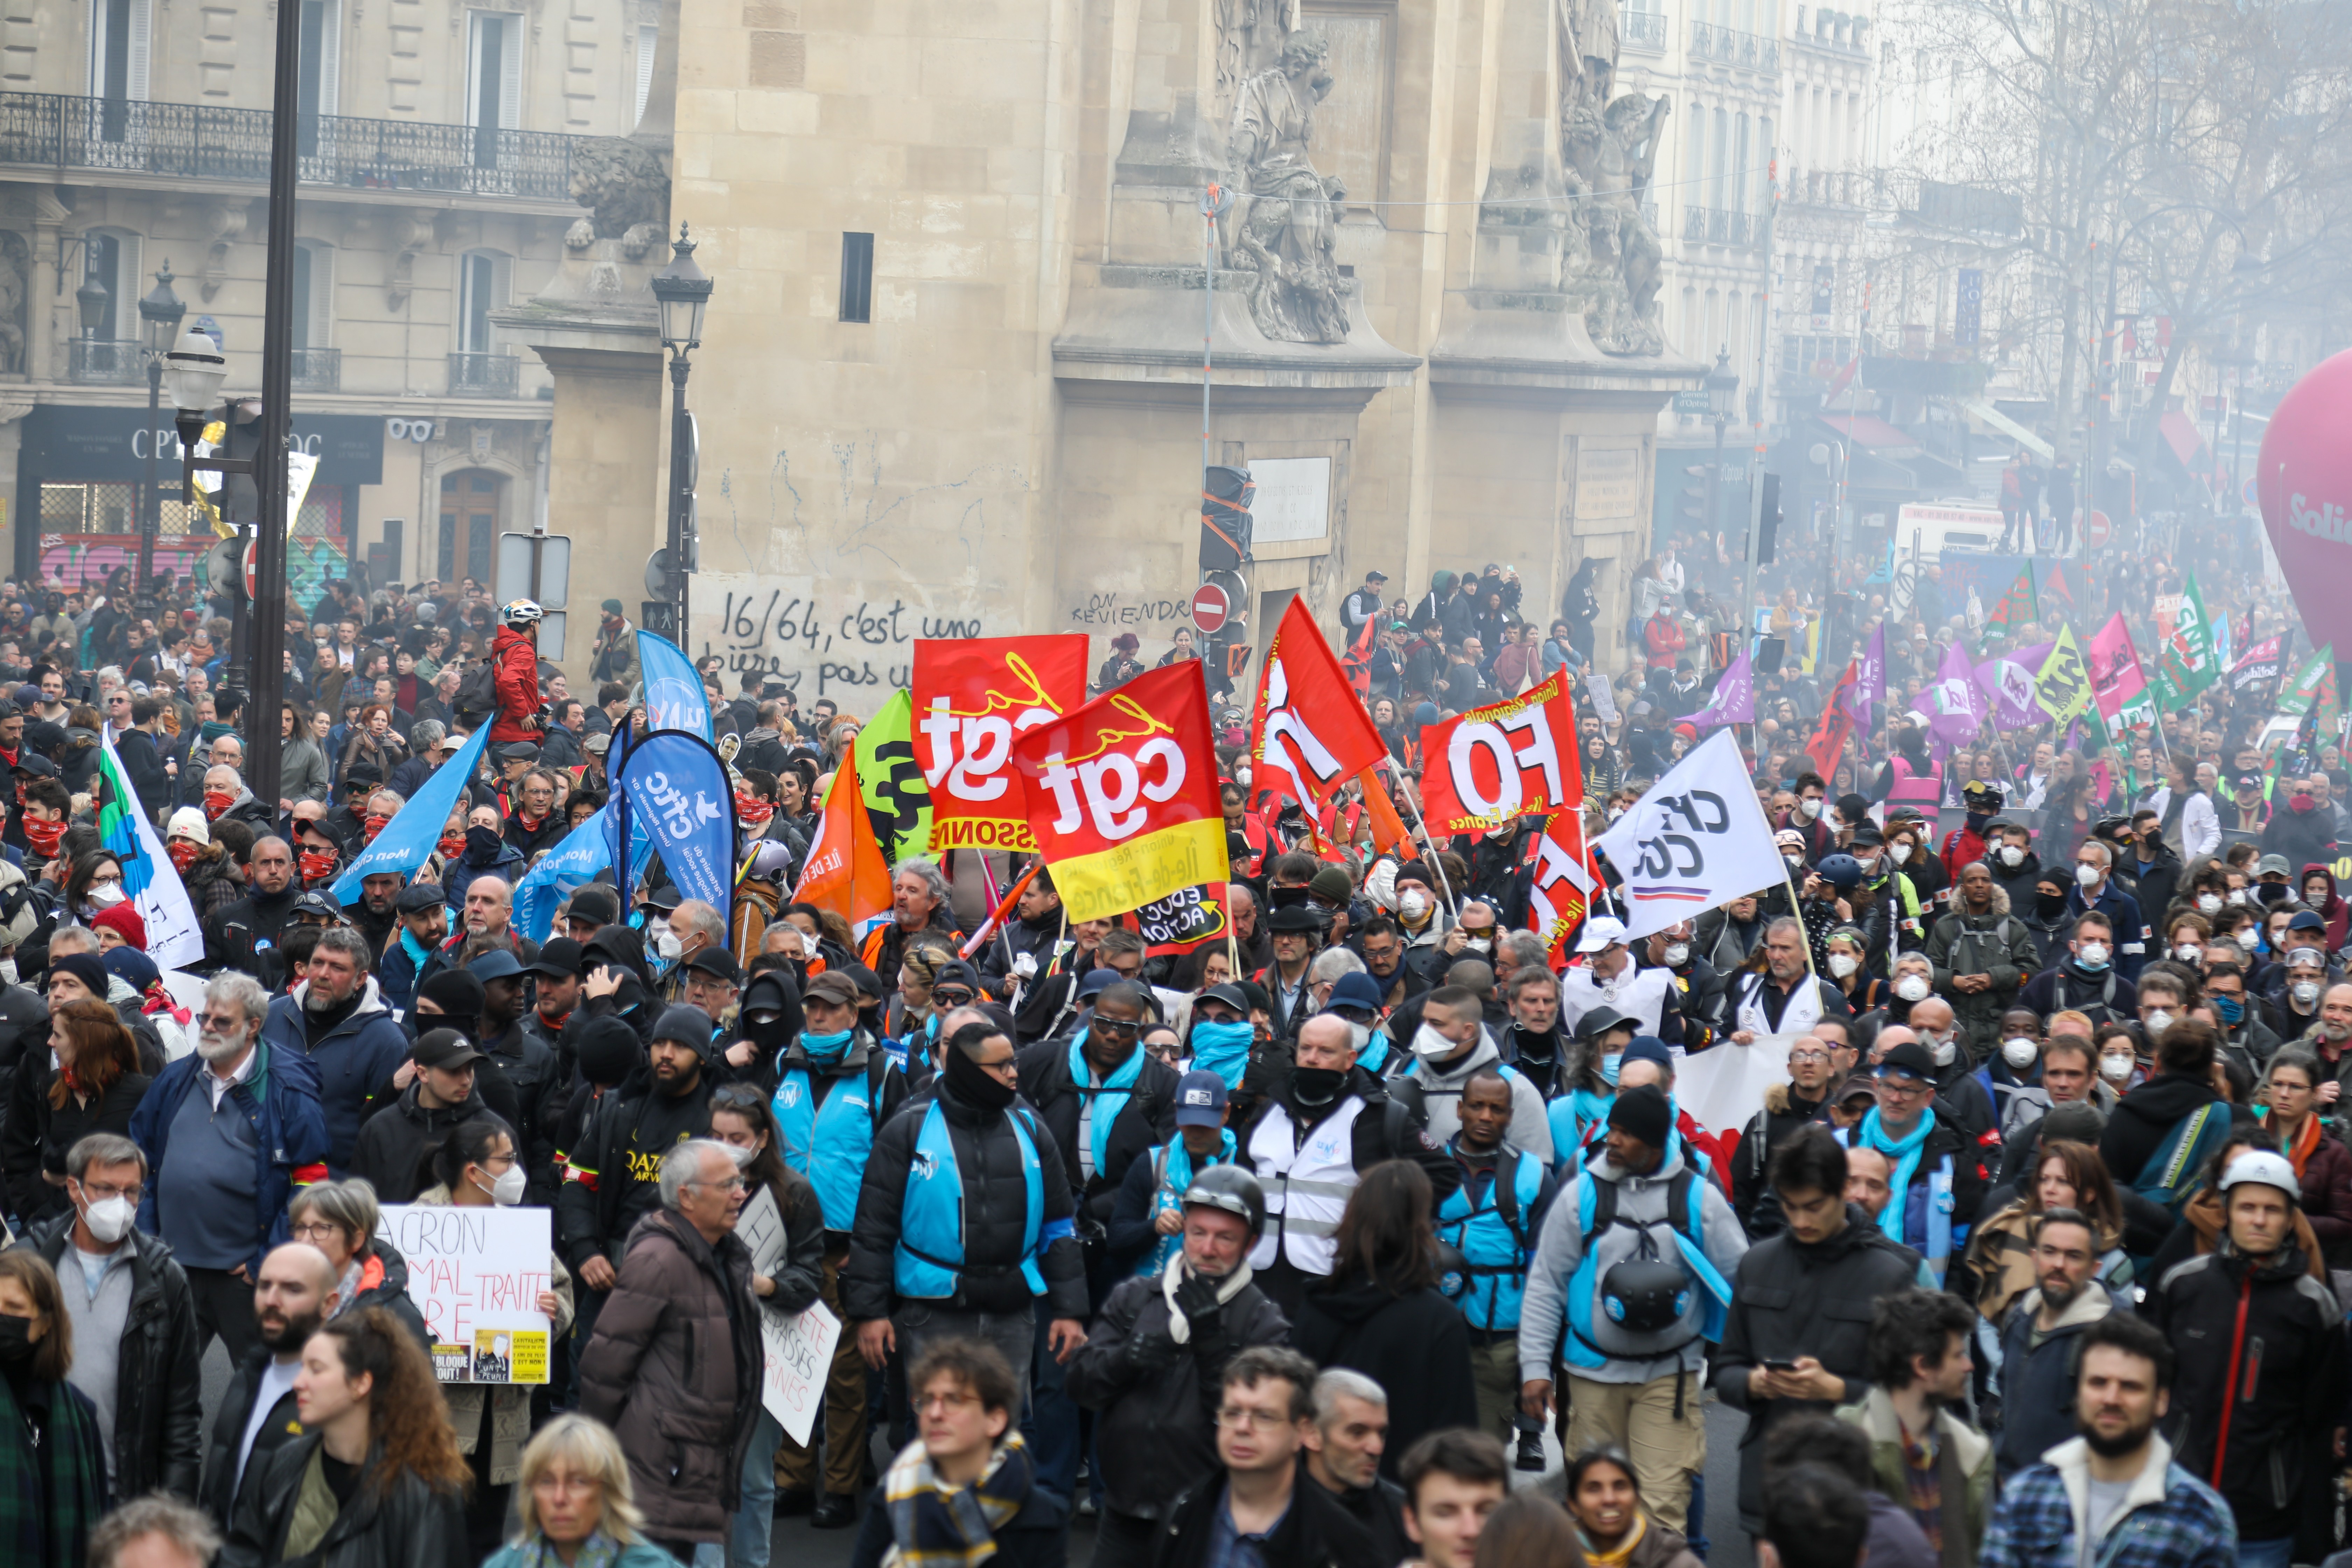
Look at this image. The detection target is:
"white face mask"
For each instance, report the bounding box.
[2076,863,2101,889]
[2174,943,2202,962]
[79,1192,134,1245]
[1926,1032,1957,1066]
[1829,953,1860,979]
[2077,941,2110,967]
[2001,1037,2039,1069]
[2101,1054,2135,1083]
[1891,843,1912,865]
[1663,943,1690,967]
[476,1164,528,1206]
[2143,1008,2174,1036]
[2295,980,2322,1007]
[1462,937,1491,955]
[1784,853,1805,869]
[86,883,126,909]
[1999,845,2025,867]
[1348,1021,1372,1055]
[1798,798,1822,820]
[1895,974,1931,1002]
[1399,890,1431,922]
[2229,889,2250,905]
[2196,894,2223,915]
[1412,1022,1463,1059]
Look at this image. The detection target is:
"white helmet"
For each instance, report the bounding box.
[500,598,544,628]
[2218,1149,2301,1203]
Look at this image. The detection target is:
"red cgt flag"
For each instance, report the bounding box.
[1526,810,1599,967]
[913,634,1090,855]
[1010,663,1226,923]
[1250,597,1389,811]
[1416,671,1584,836]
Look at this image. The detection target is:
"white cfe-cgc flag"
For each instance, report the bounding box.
[1592,729,1785,942]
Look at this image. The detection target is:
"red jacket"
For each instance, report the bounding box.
[489,625,542,744]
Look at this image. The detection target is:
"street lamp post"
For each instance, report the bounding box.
[135,264,185,611]
[1704,346,1740,626]
[649,225,712,646]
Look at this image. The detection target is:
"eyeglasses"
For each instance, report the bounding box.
[1788,1049,1831,1064]
[1092,1017,1142,1039]
[686,1176,748,1194]
[1215,1407,1287,1431]
[198,1011,247,1030]
[290,1221,351,1244]
[1876,1076,1932,1097]
[931,988,975,1007]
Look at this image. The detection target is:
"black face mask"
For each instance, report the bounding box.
[1291,1066,1345,1106]
[465,825,504,861]
[0,1314,35,1363]
[2036,890,2070,919]
[944,1044,1015,1112]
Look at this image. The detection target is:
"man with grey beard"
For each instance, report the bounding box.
[130,971,332,1365]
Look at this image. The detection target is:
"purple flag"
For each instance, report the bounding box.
[1845,623,1885,729]
[1928,641,1986,748]
[1688,649,1755,730]
[1973,640,2053,731]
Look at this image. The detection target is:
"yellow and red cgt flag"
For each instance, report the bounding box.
[1416,671,1584,836]
[1250,597,1388,812]
[913,634,1091,855]
[792,740,893,937]
[1526,809,1600,967]
[1010,663,1226,924]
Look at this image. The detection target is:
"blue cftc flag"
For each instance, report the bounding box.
[614,729,734,923]
[512,799,655,944]
[637,630,713,741]
[329,722,492,904]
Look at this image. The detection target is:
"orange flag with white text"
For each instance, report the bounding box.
[791,741,893,937]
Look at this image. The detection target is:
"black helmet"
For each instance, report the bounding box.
[1181,1164,1267,1238]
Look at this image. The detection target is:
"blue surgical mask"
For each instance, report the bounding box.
[2213,994,2244,1023]
[799,1027,853,1063]
[1601,1051,1623,1086]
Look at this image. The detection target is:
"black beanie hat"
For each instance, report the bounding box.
[1607,1083,1674,1150]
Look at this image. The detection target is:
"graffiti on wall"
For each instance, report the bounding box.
[689,572,990,705]
[37,533,352,607]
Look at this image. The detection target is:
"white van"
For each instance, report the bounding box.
[1894,500,2006,559]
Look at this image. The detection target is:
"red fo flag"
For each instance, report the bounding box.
[1526,810,1600,966]
[1250,597,1388,811]
[1416,671,1584,835]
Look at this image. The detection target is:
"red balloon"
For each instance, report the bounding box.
[2260,348,2352,654]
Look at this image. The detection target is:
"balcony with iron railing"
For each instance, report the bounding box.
[448,351,521,398]
[1690,21,1781,72]
[0,93,591,204]
[1620,9,1670,50]
[290,347,340,391]
[1683,205,1764,247]
[1785,168,1864,208]
[67,338,145,384]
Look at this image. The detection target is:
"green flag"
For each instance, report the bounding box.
[1980,566,2037,652]
[854,689,933,864]
[2151,574,2218,709]
[2279,645,2333,718]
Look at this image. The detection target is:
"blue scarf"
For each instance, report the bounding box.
[1189,1020,1254,1088]
[801,1028,854,1065]
[1070,1032,1146,1175]
[1859,1106,1934,1242]
[399,926,432,971]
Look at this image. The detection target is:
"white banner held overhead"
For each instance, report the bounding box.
[1592,729,1785,942]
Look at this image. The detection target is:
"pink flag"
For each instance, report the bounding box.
[1927,641,1986,748]
[1844,623,1885,728]
[2086,613,2148,723]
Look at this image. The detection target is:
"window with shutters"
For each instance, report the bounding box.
[88,0,149,143]
[296,0,340,156]
[456,250,511,354]
[467,11,521,167]
[636,24,657,126]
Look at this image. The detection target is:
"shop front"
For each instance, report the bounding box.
[15,405,385,604]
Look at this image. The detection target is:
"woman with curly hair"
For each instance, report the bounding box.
[222,1307,470,1568]
[336,702,410,803]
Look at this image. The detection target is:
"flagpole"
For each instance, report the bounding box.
[1385,751,1461,913]
[1781,858,1818,976]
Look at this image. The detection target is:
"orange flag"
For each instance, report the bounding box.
[791,741,892,937]
[1357,768,1410,854]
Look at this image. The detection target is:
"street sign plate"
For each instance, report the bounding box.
[1190,583,1230,634]
[2084,510,2113,548]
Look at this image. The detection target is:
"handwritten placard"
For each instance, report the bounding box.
[377,1205,554,1385]
[738,1186,844,1444]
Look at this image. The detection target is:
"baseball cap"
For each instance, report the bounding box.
[413,1029,487,1070]
[396,883,446,915]
[527,937,586,978]
[685,947,743,985]
[1075,967,1123,1002]
[1575,916,1629,954]
[468,949,525,983]
[1323,972,1384,1017]
[804,971,860,1008]
[1173,1070,1229,1128]
[1876,1040,1937,1082]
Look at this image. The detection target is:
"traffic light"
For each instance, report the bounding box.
[217,399,266,525]
[1677,464,1708,531]
[1757,472,1782,566]
[1201,465,1254,572]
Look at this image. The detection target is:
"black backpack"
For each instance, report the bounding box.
[453,658,500,727]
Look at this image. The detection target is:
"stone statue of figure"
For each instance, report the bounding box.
[1227,33,1350,345]
[1215,0,1300,118]
[1563,91,1670,355]
[0,234,26,375]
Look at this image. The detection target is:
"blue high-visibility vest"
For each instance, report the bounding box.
[893,1100,1063,1300]
[1436,1147,1546,1331]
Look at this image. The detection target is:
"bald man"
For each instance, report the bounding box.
[207,835,305,987]
[202,1243,340,1525]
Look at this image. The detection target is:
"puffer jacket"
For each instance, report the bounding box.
[1710,1205,1924,1532]
[219,1433,468,1568]
[260,975,411,1176]
[1015,1035,1179,1225]
[1924,890,2040,1053]
[842,1076,1089,1323]
[13,1212,202,1501]
[576,1206,762,1543]
[1065,1263,1289,1519]
[2146,1242,2347,1544]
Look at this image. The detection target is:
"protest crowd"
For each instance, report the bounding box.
[0,516,2342,1568]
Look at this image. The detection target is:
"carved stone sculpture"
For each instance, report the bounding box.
[567,137,671,239]
[1214,0,1300,122]
[1227,35,1350,346]
[0,233,26,374]
[1562,91,1669,356]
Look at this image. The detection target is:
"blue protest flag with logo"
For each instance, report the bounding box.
[329,722,492,903]
[513,799,654,944]
[615,729,733,922]
[637,630,714,741]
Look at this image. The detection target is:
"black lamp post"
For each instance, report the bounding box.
[135,262,185,608]
[649,224,712,645]
[74,272,110,339]
[1705,344,1740,542]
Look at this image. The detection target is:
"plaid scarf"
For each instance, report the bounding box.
[881,1432,1034,1568]
[1900,1422,1943,1554]
[0,1371,108,1568]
